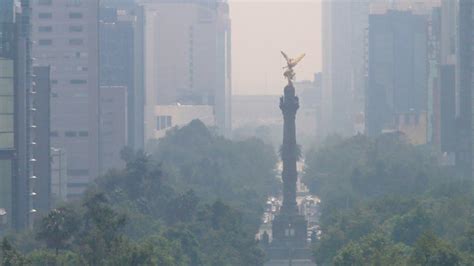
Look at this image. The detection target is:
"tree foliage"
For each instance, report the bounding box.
[2,120,277,265]
[305,133,474,265]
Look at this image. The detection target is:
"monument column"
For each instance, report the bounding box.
[265,52,315,265]
[280,84,299,216]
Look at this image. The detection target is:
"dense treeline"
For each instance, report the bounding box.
[1,120,279,265]
[304,133,474,265]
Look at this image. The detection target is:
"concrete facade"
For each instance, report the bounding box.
[153,105,214,139]
[456,0,474,178]
[440,64,456,153]
[138,0,231,141]
[32,66,51,216]
[321,0,369,137]
[0,0,35,231]
[366,10,428,137]
[99,7,141,149]
[100,86,127,172]
[31,0,100,199]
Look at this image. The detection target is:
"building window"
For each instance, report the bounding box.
[69,25,83,32]
[70,79,87,85]
[50,131,59,137]
[38,39,53,46]
[69,12,83,19]
[156,116,172,130]
[0,114,13,131]
[0,132,14,149]
[0,160,12,215]
[78,131,88,137]
[38,0,52,5]
[38,13,52,19]
[67,169,89,176]
[69,38,83,45]
[0,96,13,114]
[66,0,82,7]
[38,26,53,32]
[64,131,77,137]
[75,52,88,58]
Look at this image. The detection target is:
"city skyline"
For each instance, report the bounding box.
[3,1,474,265]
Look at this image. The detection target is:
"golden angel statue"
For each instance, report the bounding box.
[281,51,305,84]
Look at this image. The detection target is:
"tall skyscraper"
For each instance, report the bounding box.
[99,7,141,150]
[100,85,127,172]
[456,0,474,178]
[436,0,457,165]
[321,0,369,137]
[32,65,51,217]
[138,0,231,140]
[440,64,456,153]
[0,0,40,231]
[440,0,457,66]
[427,7,441,147]
[366,10,428,137]
[0,0,17,231]
[31,0,99,199]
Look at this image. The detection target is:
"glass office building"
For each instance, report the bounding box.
[0,58,14,228]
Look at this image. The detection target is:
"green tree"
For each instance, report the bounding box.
[36,206,80,255]
[410,231,465,266]
[1,238,29,266]
[165,190,199,224]
[27,249,84,266]
[78,192,126,265]
[333,233,410,266]
[392,206,432,245]
[1,120,278,265]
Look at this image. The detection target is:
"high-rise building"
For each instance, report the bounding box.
[456,0,474,178]
[32,0,99,199]
[32,65,51,216]
[366,10,428,137]
[99,7,141,150]
[369,0,441,15]
[0,0,39,231]
[440,64,456,153]
[428,7,441,147]
[293,75,321,141]
[321,0,369,137]
[138,0,231,140]
[440,0,457,66]
[100,86,127,172]
[0,0,17,231]
[430,0,457,165]
[50,147,67,203]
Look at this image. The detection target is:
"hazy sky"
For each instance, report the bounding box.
[229,0,322,95]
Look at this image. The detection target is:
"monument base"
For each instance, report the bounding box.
[271,213,307,247]
[264,213,315,265]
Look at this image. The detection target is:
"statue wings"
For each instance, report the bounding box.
[281,51,290,62]
[281,51,306,69]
